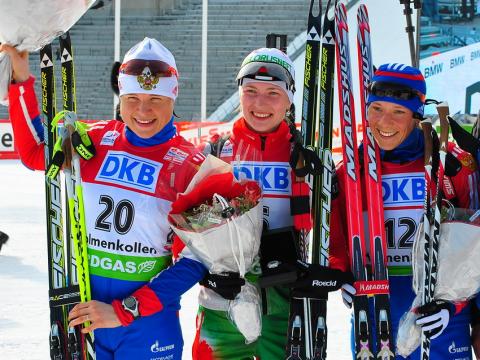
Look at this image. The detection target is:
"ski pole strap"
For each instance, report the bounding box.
[65,116,96,160]
[52,110,96,161]
[290,182,311,231]
[288,122,322,177]
[70,121,96,160]
[46,111,70,179]
[353,280,390,296]
[290,143,322,177]
[46,137,65,179]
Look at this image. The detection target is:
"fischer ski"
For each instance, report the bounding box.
[42,33,96,360]
[285,0,338,358]
[335,3,375,359]
[309,0,337,358]
[58,33,83,360]
[356,5,394,359]
[315,0,336,273]
[286,1,322,359]
[59,32,96,360]
[41,43,81,360]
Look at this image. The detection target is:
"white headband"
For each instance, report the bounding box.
[118,37,179,100]
[118,73,178,100]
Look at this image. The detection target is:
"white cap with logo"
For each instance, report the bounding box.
[118,37,179,100]
[237,47,296,104]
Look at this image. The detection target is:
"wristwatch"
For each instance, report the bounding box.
[122,296,140,319]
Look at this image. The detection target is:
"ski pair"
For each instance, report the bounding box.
[40,33,95,360]
[419,102,450,360]
[285,0,336,359]
[335,3,394,359]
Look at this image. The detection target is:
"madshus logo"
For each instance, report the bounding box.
[448,341,469,355]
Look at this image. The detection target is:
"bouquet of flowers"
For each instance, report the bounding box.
[397,205,480,356]
[0,0,96,105]
[169,155,263,343]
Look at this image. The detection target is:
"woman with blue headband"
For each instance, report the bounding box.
[330,63,478,359]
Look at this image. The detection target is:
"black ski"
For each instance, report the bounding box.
[286,1,322,359]
[59,32,96,360]
[59,31,83,360]
[286,0,338,359]
[41,44,71,360]
[309,0,337,359]
[41,41,82,360]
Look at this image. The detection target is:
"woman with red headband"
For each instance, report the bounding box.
[330,63,478,359]
[1,38,208,359]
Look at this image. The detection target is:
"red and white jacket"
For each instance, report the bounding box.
[329,143,479,274]
[9,76,207,325]
[194,117,297,310]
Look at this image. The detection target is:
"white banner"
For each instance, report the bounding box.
[0,121,14,152]
[420,42,480,115]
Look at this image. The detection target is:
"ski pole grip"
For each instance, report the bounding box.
[420,118,433,167]
[436,102,450,148]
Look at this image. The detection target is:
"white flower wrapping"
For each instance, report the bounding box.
[0,0,95,105]
[169,155,263,343]
[397,213,480,357]
[172,204,262,275]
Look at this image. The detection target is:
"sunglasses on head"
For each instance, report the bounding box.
[120,59,177,78]
[237,62,295,91]
[368,81,425,103]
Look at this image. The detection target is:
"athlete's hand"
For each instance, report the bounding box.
[200,272,245,300]
[290,261,354,299]
[415,300,453,340]
[0,44,30,83]
[341,283,356,309]
[68,300,122,333]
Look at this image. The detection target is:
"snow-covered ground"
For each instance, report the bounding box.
[0,160,351,359]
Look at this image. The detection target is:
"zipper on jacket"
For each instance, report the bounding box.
[260,136,266,151]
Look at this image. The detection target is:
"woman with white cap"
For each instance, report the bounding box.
[1,38,207,359]
[330,63,478,359]
[190,47,351,360]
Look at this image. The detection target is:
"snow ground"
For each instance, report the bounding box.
[0,160,351,359]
